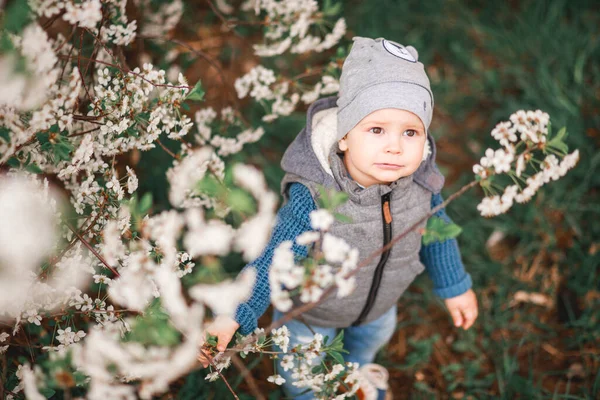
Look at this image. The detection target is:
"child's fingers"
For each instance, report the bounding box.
[217,332,233,352]
[449,308,463,327]
[462,308,478,330]
[197,348,212,368]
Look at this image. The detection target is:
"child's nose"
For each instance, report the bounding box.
[385,134,403,154]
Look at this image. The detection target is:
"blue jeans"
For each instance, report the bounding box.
[272,305,397,400]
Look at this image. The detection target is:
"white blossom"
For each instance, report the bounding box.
[267,374,286,385]
[56,327,86,346]
[310,209,334,231]
[335,275,356,298]
[271,325,290,353]
[322,233,351,264]
[126,166,139,194]
[189,267,256,317]
[296,231,320,245]
[280,354,295,372]
[63,0,102,29]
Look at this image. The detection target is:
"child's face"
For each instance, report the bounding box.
[338,108,426,188]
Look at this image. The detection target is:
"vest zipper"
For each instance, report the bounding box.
[351,192,393,326]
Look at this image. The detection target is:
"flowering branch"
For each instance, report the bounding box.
[65,222,120,277]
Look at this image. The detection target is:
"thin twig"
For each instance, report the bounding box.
[116,47,131,72]
[231,354,266,400]
[59,54,192,90]
[65,222,121,277]
[78,28,94,102]
[0,135,36,167]
[156,139,180,160]
[58,42,77,89]
[83,27,121,67]
[199,348,239,400]
[68,127,101,138]
[291,65,329,81]
[297,315,316,335]
[43,211,97,278]
[46,309,133,319]
[41,13,61,30]
[21,327,35,364]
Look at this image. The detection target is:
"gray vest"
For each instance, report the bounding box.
[279,96,445,328]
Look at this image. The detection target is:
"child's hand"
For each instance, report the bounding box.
[443,289,478,330]
[197,315,240,368]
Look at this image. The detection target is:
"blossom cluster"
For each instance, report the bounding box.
[31,0,138,46]
[194,106,265,156]
[0,0,357,396]
[270,208,359,311]
[135,0,184,37]
[242,0,347,56]
[235,65,340,122]
[207,325,363,399]
[473,110,579,217]
[273,334,362,400]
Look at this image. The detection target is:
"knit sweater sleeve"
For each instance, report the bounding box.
[419,192,472,299]
[234,182,316,335]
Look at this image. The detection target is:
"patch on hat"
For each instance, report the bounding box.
[382,39,416,63]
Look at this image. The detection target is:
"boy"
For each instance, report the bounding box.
[199,37,478,398]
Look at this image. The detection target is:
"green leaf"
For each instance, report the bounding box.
[322,0,342,16]
[197,175,224,198]
[316,185,331,209]
[227,188,256,214]
[547,126,569,154]
[315,185,349,211]
[331,191,349,208]
[3,1,32,34]
[128,195,138,212]
[124,299,181,346]
[257,334,266,346]
[0,127,10,142]
[329,351,345,365]
[36,132,49,145]
[53,141,74,163]
[333,212,352,223]
[186,80,205,102]
[7,157,19,168]
[422,216,463,245]
[311,364,324,375]
[0,32,15,52]
[328,330,344,351]
[38,388,56,398]
[139,192,153,214]
[205,332,218,347]
[25,163,43,174]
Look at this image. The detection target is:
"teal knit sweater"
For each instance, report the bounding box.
[234,182,472,334]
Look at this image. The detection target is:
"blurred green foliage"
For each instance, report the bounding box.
[345,0,599,398]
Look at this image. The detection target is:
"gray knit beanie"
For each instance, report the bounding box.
[336,36,434,140]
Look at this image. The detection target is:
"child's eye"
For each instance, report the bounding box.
[369,127,384,134]
[404,129,418,137]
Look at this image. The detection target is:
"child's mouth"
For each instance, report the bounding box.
[375,163,404,170]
